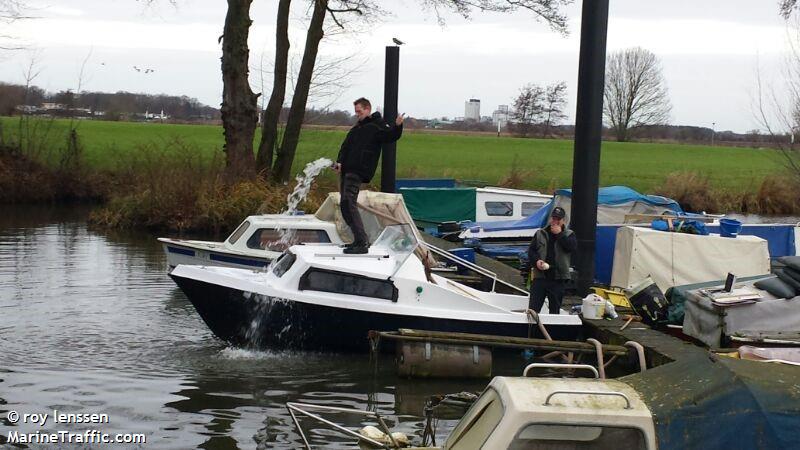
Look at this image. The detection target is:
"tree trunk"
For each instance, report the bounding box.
[272,0,327,183]
[256,0,291,177]
[220,0,259,180]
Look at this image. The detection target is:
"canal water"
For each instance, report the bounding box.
[0,206,484,449]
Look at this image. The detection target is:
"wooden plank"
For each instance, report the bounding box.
[383,328,628,355]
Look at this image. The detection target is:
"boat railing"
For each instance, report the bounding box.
[523,362,599,379]
[543,390,632,410]
[420,242,528,295]
[285,402,400,449]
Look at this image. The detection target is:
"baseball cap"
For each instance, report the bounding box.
[551,206,566,219]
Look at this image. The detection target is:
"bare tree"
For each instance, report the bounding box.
[753,21,800,185]
[255,0,291,176]
[271,0,384,182]
[510,84,544,137]
[271,0,330,183]
[255,0,366,176]
[1,0,33,50]
[421,0,572,33]
[781,0,798,18]
[541,81,567,137]
[603,47,672,142]
[220,0,260,180]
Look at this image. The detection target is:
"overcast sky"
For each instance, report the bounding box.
[0,0,794,132]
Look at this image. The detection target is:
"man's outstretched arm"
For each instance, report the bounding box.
[380,114,406,143]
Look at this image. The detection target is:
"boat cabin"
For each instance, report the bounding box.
[442,376,657,450]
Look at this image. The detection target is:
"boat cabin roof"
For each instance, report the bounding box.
[491,377,651,419]
[443,376,656,450]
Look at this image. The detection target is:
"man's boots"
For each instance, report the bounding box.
[343,242,368,254]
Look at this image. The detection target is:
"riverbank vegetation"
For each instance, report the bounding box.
[0,117,797,232]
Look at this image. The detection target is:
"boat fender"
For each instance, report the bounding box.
[358,426,410,448]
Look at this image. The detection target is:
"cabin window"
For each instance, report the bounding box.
[446,388,504,450]
[485,201,514,217]
[522,201,544,216]
[246,228,331,252]
[271,252,296,278]
[507,424,647,450]
[298,268,398,301]
[227,220,251,245]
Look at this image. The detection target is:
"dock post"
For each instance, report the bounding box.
[571,0,610,295]
[381,46,400,193]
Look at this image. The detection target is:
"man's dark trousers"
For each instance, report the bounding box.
[340,172,368,245]
[529,279,565,314]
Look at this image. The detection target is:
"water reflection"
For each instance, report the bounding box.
[0,206,468,449]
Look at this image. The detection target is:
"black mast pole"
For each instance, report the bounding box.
[571,0,610,295]
[381,46,400,193]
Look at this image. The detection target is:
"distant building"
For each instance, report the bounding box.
[144,109,169,121]
[41,103,66,111]
[464,99,480,121]
[492,104,510,128]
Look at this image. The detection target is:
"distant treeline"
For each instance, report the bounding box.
[0,81,790,145]
[0,82,220,122]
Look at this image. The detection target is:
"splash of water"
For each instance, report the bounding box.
[275,157,332,248]
[284,157,333,215]
[218,347,278,360]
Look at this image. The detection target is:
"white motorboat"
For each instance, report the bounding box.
[472,187,553,222]
[169,224,581,351]
[159,214,341,270]
[159,191,424,271]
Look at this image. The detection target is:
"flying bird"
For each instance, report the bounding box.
[133,66,141,72]
[392,38,405,45]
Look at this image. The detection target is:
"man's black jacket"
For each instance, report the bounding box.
[337,112,403,183]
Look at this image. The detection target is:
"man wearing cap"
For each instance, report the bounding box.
[527,206,578,314]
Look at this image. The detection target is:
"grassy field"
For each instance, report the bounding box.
[0,116,783,194]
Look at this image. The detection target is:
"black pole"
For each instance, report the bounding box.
[571,0,609,295]
[381,46,400,193]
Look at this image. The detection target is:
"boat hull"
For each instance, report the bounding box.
[170,273,580,352]
[162,242,272,271]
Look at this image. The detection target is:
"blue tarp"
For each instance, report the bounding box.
[706,224,797,258]
[466,186,684,232]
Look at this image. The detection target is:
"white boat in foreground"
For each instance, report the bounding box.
[435,373,656,449]
[169,224,581,351]
[287,362,657,449]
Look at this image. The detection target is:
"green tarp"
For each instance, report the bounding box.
[623,354,800,449]
[399,187,476,228]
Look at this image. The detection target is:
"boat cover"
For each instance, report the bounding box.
[682,277,800,347]
[664,275,769,325]
[314,191,435,265]
[468,186,684,232]
[623,353,800,449]
[399,187,477,227]
[610,226,770,291]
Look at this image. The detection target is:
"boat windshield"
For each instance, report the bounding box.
[372,224,418,275]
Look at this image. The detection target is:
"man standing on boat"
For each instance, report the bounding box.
[333,97,405,254]
[527,206,577,314]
